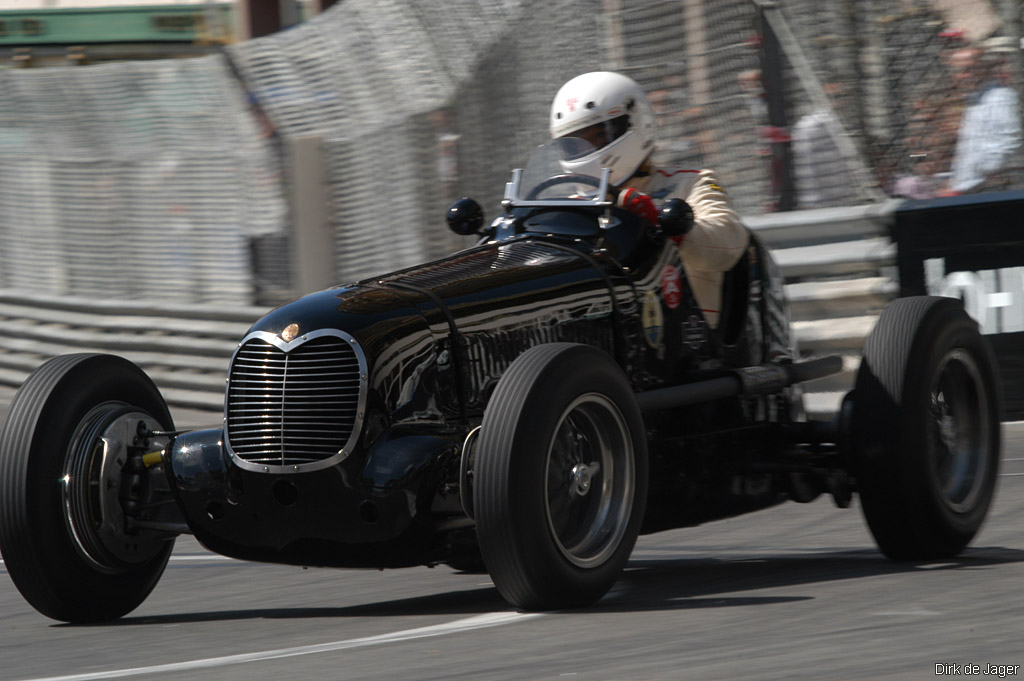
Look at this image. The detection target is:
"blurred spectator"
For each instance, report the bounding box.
[892,86,961,199]
[737,69,767,123]
[791,81,859,208]
[649,73,695,167]
[948,36,1022,194]
[949,45,981,98]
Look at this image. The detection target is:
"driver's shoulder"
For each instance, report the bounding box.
[643,165,702,201]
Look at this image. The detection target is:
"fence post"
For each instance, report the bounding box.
[756,0,795,211]
[997,0,1024,186]
[287,135,336,296]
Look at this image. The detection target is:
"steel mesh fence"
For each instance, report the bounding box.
[0,0,1020,304]
[227,0,606,282]
[0,55,285,304]
[775,0,1024,205]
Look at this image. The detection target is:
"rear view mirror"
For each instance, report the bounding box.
[447,197,484,236]
[659,198,694,239]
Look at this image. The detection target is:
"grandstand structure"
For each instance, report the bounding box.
[0,0,235,65]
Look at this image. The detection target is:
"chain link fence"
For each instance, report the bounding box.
[0,0,1020,304]
[775,0,1024,205]
[0,55,285,303]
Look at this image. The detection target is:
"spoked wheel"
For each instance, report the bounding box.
[0,354,176,622]
[852,297,1000,560]
[475,344,647,610]
[545,394,635,569]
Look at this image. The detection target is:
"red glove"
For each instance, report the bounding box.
[616,188,658,225]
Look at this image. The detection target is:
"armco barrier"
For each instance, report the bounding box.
[0,291,267,412]
[747,202,898,416]
[0,204,903,417]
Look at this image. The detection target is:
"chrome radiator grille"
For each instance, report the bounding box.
[225,330,366,472]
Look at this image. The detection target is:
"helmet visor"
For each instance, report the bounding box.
[555,115,631,158]
[551,136,598,161]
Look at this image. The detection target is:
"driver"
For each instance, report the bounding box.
[550,71,749,328]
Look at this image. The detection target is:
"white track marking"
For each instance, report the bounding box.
[3,555,235,567]
[17,612,542,681]
[916,562,959,570]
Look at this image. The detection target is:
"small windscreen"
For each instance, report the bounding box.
[512,139,606,202]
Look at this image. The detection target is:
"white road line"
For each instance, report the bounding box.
[16,612,542,681]
[2,555,232,567]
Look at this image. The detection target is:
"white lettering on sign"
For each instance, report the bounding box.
[925,259,1024,334]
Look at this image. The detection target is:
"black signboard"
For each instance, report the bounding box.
[892,191,1024,420]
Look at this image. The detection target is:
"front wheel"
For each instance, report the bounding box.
[474,344,648,610]
[0,354,176,622]
[852,297,1001,560]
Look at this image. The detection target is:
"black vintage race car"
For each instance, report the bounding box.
[0,141,1002,622]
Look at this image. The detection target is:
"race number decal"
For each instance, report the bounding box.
[660,265,682,310]
[641,290,664,348]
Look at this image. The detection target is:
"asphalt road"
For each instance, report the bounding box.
[1,393,1022,681]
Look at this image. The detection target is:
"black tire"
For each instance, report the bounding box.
[0,354,176,622]
[853,297,1000,560]
[474,343,648,610]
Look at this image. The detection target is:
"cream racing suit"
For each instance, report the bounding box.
[630,167,749,328]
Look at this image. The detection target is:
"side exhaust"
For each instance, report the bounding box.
[634,355,843,412]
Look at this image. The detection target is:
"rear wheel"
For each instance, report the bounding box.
[0,354,176,622]
[474,344,647,610]
[853,297,1000,560]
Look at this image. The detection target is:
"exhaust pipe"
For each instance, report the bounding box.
[634,355,843,412]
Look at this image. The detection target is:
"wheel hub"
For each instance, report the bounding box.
[545,393,633,569]
[63,404,168,573]
[928,349,990,513]
[937,411,958,453]
[570,463,593,497]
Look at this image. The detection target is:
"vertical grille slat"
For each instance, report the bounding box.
[225,331,366,471]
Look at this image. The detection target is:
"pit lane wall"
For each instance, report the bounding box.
[890,190,1024,420]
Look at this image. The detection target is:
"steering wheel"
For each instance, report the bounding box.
[525,173,603,200]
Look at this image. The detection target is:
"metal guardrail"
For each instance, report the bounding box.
[749,201,901,415]
[0,204,903,416]
[745,201,898,248]
[0,290,267,411]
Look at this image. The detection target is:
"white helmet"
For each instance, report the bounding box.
[549,71,657,187]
